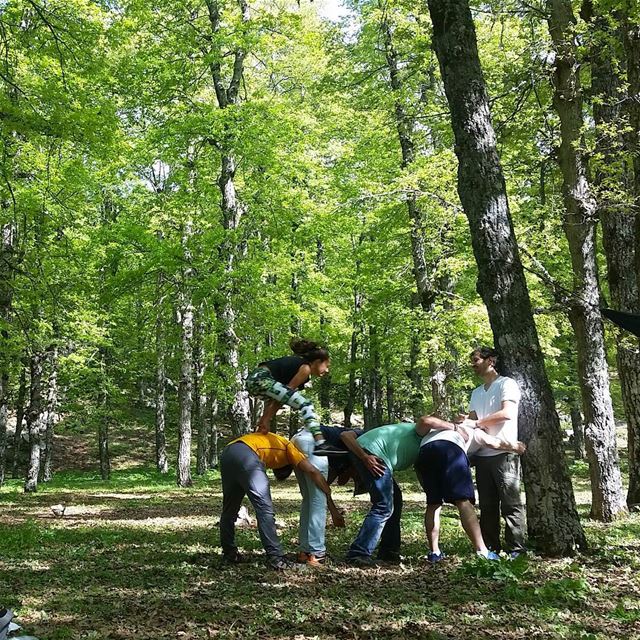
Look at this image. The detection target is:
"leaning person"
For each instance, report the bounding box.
[219,431,344,571]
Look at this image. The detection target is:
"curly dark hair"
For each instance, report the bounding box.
[290,338,329,363]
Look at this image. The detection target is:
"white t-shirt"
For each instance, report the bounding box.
[420,425,483,456]
[469,375,521,457]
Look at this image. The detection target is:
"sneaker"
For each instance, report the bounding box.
[426,551,446,564]
[313,442,350,456]
[346,555,377,567]
[296,551,310,564]
[268,556,295,571]
[307,553,327,567]
[509,550,526,560]
[477,550,500,560]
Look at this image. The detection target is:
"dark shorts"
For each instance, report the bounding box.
[416,440,475,505]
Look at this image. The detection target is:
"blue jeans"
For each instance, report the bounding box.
[346,455,403,559]
[292,429,329,555]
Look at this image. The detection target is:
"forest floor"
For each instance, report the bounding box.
[1,421,640,639]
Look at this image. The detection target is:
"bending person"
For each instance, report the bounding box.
[219,431,344,571]
[417,415,525,563]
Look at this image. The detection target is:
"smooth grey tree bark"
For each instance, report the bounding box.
[155,268,169,475]
[547,0,626,521]
[427,0,586,553]
[11,366,26,478]
[24,352,45,493]
[194,308,209,476]
[41,347,58,483]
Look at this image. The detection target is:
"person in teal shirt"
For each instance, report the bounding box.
[341,421,434,566]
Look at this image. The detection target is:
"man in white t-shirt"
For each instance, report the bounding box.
[459,346,526,557]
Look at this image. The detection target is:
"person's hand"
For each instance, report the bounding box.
[453,413,467,424]
[330,506,345,528]
[457,425,470,443]
[364,454,386,478]
[255,423,269,434]
[513,441,526,455]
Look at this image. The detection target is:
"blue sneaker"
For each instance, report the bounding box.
[477,550,500,560]
[427,551,445,564]
[509,550,526,560]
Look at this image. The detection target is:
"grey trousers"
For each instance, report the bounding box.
[219,442,284,559]
[475,452,527,553]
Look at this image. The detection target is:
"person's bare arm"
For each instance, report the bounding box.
[286,364,312,390]
[256,399,279,433]
[472,427,526,454]
[297,459,345,527]
[340,430,386,477]
[467,401,517,433]
[417,415,469,442]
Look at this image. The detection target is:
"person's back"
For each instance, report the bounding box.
[356,423,421,472]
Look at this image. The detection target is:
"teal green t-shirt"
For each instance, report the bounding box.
[356,423,421,471]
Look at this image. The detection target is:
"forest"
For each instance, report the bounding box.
[1,0,640,638]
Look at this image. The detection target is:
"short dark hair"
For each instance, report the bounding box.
[470,346,499,365]
[273,464,293,481]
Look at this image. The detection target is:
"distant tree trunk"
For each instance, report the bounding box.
[409,328,425,421]
[177,223,194,488]
[24,352,45,493]
[206,0,251,437]
[98,350,110,481]
[41,347,58,483]
[208,394,220,469]
[427,0,586,553]
[11,366,26,478]
[0,369,7,487]
[429,358,448,418]
[155,271,168,475]
[571,402,586,461]
[194,311,209,476]
[386,373,395,424]
[318,311,331,423]
[547,0,626,521]
[344,329,358,428]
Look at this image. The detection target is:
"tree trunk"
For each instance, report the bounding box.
[155,271,169,475]
[547,0,626,521]
[194,311,209,476]
[409,328,425,421]
[386,372,395,424]
[98,350,110,481]
[591,9,640,507]
[344,329,358,428]
[208,394,220,469]
[206,0,252,437]
[621,15,640,506]
[41,347,58,483]
[0,370,7,487]
[11,366,26,478]
[427,0,586,553]
[177,223,194,488]
[571,402,586,461]
[24,352,45,493]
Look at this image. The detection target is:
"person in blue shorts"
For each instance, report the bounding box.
[417,415,525,563]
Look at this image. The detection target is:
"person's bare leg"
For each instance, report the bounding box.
[425,504,441,554]
[456,499,488,554]
[256,400,280,433]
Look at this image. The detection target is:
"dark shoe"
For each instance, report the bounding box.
[222,550,246,564]
[426,551,446,564]
[268,556,296,571]
[346,555,377,567]
[378,551,403,564]
[313,442,349,456]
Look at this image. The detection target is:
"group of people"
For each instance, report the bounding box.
[218,339,527,571]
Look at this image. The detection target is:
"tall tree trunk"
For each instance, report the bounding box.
[24,352,45,493]
[206,0,251,437]
[98,349,110,481]
[547,0,626,521]
[177,223,194,488]
[621,15,640,505]
[155,270,169,474]
[344,329,358,428]
[208,393,220,470]
[427,0,586,553]
[41,347,58,483]
[409,327,425,421]
[386,371,395,424]
[194,310,209,476]
[11,366,26,478]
